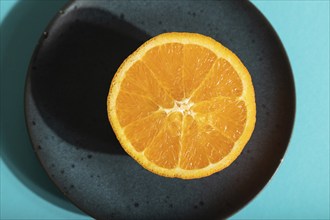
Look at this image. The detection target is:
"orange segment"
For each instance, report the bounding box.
[180,115,212,170]
[191,58,243,102]
[115,91,158,127]
[142,43,184,100]
[120,61,174,108]
[181,115,234,169]
[192,98,247,141]
[124,111,166,152]
[183,44,217,97]
[144,112,182,169]
[108,32,256,179]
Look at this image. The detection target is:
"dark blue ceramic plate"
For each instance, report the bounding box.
[25,0,295,219]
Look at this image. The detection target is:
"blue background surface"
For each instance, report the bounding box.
[1,0,329,219]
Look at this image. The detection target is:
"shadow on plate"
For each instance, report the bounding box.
[28,6,150,154]
[0,0,85,215]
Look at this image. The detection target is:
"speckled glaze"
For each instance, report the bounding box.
[25,0,295,219]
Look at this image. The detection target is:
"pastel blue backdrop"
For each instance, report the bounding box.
[1,0,329,219]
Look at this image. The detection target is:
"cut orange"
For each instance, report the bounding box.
[107,32,256,179]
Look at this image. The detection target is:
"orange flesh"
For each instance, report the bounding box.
[115,43,247,170]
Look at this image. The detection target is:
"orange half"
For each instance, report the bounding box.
[107,32,256,179]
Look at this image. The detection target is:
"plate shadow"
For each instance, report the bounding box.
[28,6,151,154]
[0,0,85,215]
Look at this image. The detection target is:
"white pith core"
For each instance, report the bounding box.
[159,98,196,117]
